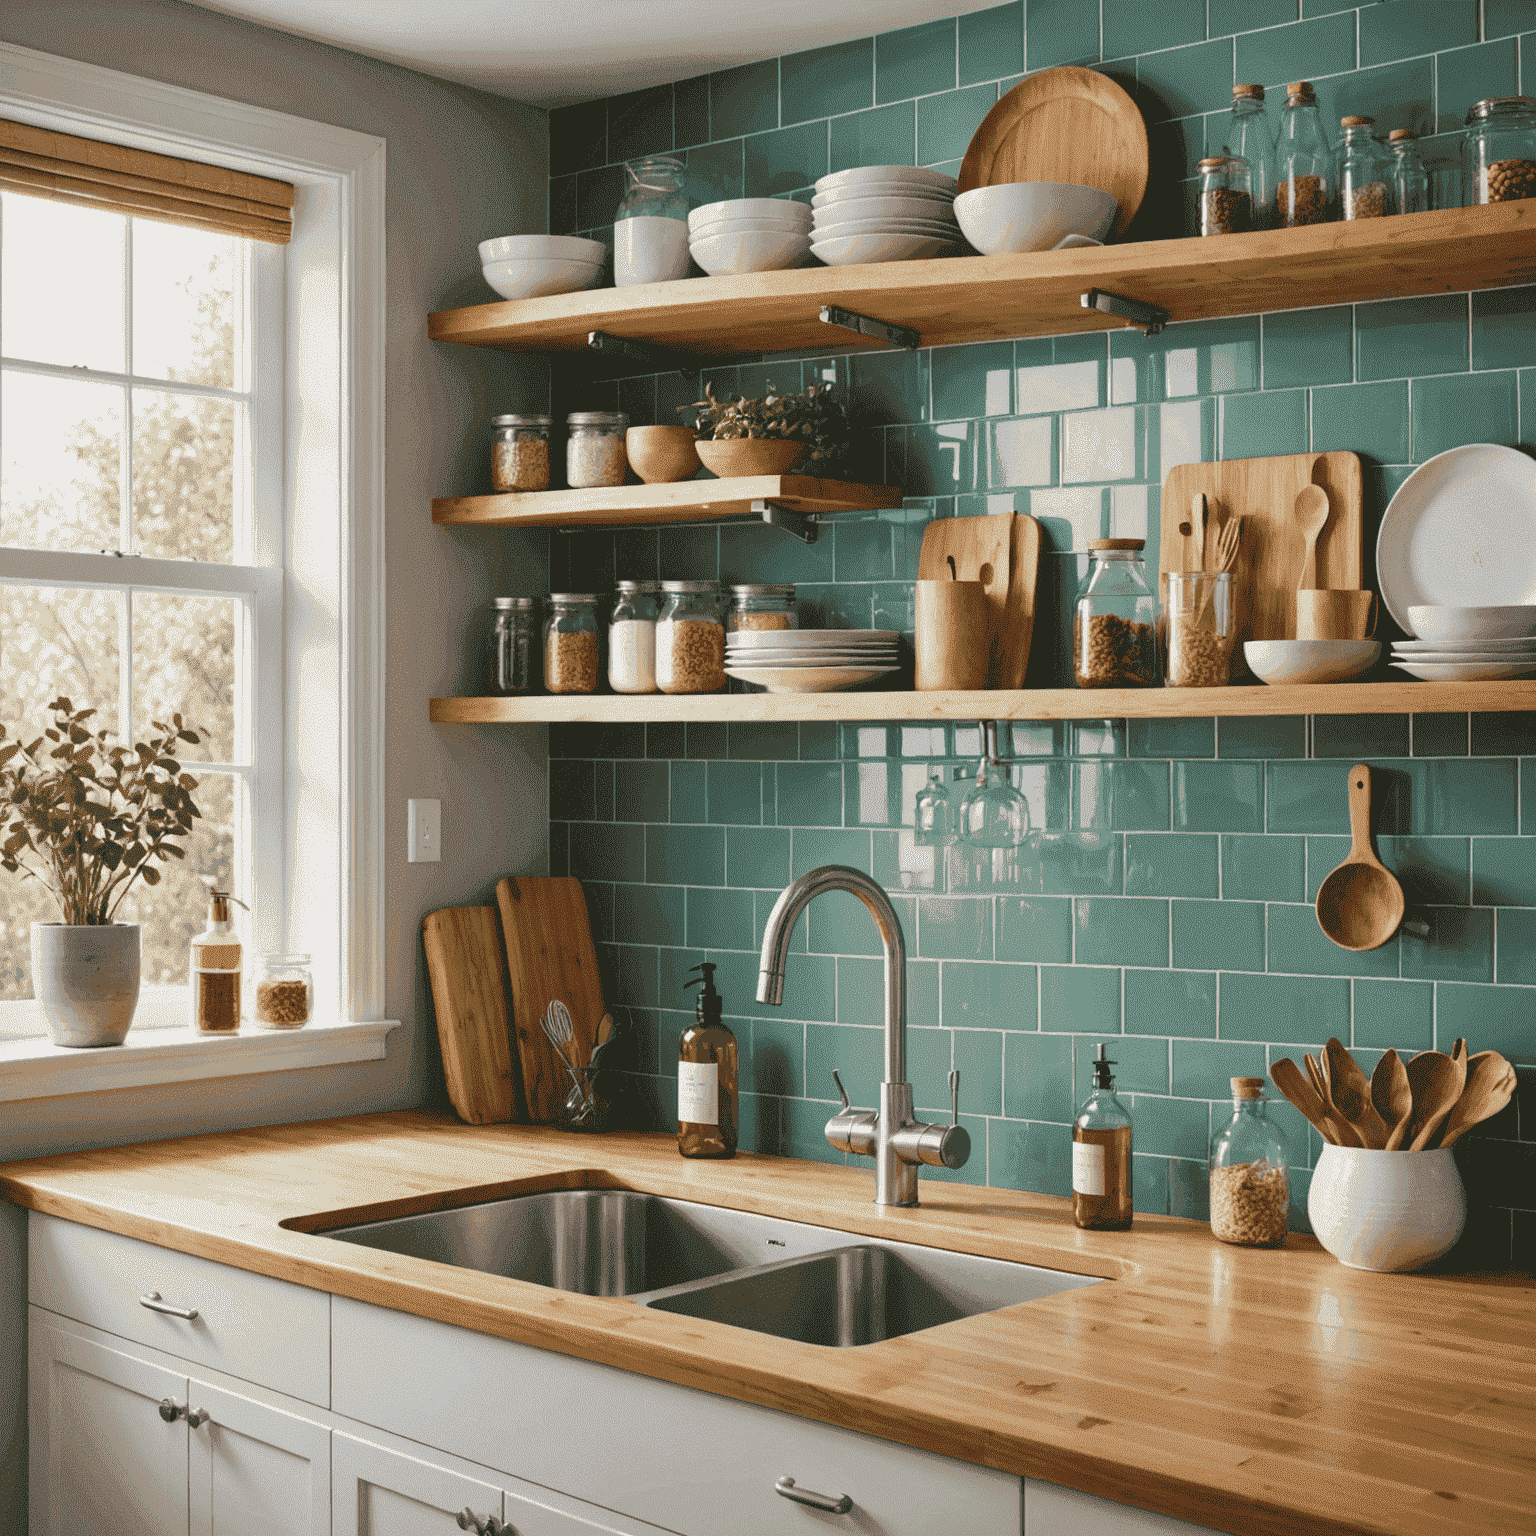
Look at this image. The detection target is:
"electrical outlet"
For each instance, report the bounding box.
[407,799,441,863]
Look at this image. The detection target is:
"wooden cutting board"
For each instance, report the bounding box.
[421,906,521,1126]
[995,513,1042,689]
[495,876,605,1125]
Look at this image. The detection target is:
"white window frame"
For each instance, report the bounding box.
[0,41,396,1098]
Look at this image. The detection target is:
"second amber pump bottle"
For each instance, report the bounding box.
[1072,1044,1133,1229]
[677,962,738,1158]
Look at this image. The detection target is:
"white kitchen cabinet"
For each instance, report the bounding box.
[1026,1481,1222,1536]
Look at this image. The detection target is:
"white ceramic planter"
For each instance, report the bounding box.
[1307,1144,1466,1272]
[30,922,141,1047]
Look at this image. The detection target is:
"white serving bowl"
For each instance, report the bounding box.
[477,234,607,265]
[953,181,1118,255]
[1243,639,1380,685]
[811,193,955,221]
[815,165,957,197]
[688,198,811,233]
[689,227,812,276]
[1308,1145,1466,1272]
[690,216,818,237]
[812,215,962,239]
[812,231,961,265]
[481,256,604,300]
[1406,603,1536,642]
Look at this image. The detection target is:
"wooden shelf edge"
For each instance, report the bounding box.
[430,679,1536,726]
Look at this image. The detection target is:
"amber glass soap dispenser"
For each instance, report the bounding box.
[678,961,738,1159]
[1073,1043,1133,1229]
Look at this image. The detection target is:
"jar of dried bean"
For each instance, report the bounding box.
[1161,570,1234,688]
[655,580,726,695]
[1198,155,1252,235]
[1209,1078,1290,1248]
[253,954,312,1030]
[490,414,552,492]
[727,583,797,632]
[1073,540,1158,689]
[565,411,629,488]
[1389,129,1430,214]
[1463,96,1536,205]
[545,593,602,694]
[1274,81,1333,227]
[1337,116,1395,219]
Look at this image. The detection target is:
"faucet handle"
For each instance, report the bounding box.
[832,1068,851,1112]
[949,1068,960,1125]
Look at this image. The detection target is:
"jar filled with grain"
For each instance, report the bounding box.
[1209,1078,1290,1248]
[253,954,312,1030]
[486,596,537,696]
[655,580,726,695]
[1336,116,1395,218]
[545,593,602,694]
[1463,95,1536,205]
[1072,540,1159,689]
[490,414,552,492]
[1161,570,1234,688]
[1198,155,1252,235]
[608,580,659,694]
[565,411,629,488]
[1220,84,1274,228]
[727,583,797,632]
[1389,129,1430,214]
[1274,82,1333,227]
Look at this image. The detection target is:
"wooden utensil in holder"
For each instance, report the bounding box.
[915,579,989,690]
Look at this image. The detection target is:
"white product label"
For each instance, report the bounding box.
[678,1061,719,1126]
[1072,1140,1106,1197]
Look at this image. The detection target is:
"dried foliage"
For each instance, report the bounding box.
[1,698,203,927]
[681,380,849,473]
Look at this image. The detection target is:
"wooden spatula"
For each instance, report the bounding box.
[1404,1049,1467,1151]
[1324,1037,1388,1148]
[1437,1052,1517,1148]
[1270,1057,1336,1143]
[1371,1048,1413,1150]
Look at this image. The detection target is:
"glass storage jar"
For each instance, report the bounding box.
[1273,81,1333,227]
[1337,116,1395,218]
[727,583,797,633]
[655,580,725,695]
[608,580,659,694]
[1389,129,1430,214]
[1198,155,1252,235]
[1162,570,1234,688]
[1463,95,1536,205]
[1220,84,1274,228]
[614,155,691,287]
[490,414,552,492]
[544,594,602,694]
[1209,1077,1290,1247]
[565,412,629,488]
[1073,539,1158,689]
[253,954,312,1030]
[486,596,537,696]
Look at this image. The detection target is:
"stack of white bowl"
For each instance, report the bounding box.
[725,630,900,694]
[479,235,606,299]
[810,166,962,266]
[1391,604,1536,681]
[687,199,813,276]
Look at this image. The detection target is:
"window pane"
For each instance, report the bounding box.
[0,192,126,373]
[0,583,122,736]
[132,592,238,763]
[1,372,123,552]
[131,387,237,562]
[132,221,239,389]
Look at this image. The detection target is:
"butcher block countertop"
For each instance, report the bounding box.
[3,1111,1532,1536]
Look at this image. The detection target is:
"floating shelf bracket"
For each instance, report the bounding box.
[1080,288,1170,336]
[586,330,695,376]
[754,499,820,544]
[819,305,920,351]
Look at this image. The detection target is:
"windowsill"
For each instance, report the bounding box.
[0,1018,399,1103]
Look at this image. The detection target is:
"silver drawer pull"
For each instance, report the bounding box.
[140,1290,199,1320]
[186,1407,210,1429]
[775,1476,854,1515]
[457,1512,511,1535]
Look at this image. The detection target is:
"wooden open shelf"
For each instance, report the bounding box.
[429,203,1535,358]
[433,475,901,528]
[431,678,1536,726]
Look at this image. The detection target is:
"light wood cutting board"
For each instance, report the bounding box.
[995,512,1042,689]
[495,876,605,1125]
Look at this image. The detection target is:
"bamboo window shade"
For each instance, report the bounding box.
[0,119,294,243]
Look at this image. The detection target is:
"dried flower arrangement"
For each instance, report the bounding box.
[682,380,849,474]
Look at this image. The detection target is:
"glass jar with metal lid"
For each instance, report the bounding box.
[545,594,601,694]
[565,411,629,488]
[608,581,659,694]
[490,414,552,492]
[1389,128,1430,214]
[726,583,797,633]
[1337,116,1394,218]
[1073,539,1158,689]
[487,596,537,696]
[1197,156,1252,235]
[655,580,725,695]
[1463,96,1536,204]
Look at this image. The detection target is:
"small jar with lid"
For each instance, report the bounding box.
[1389,128,1430,214]
[608,581,659,694]
[1337,116,1395,218]
[1073,539,1159,689]
[486,596,537,696]
[1273,81,1333,227]
[1463,96,1536,205]
[565,411,629,488]
[490,414,552,492]
[655,580,725,695]
[727,583,797,633]
[253,954,312,1029]
[545,594,602,694]
[1198,155,1252,235]
[1209,1077,1290,1248]
[1221,84,1274,228]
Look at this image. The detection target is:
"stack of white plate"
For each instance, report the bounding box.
[687,199,813,276]
[478,235,606,299]
[810,166,962,266]
[1392,602,1536,680]
[726,629,900,693]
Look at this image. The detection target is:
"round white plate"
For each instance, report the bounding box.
[813,186,954,210]
[726,664,899,693]
[1392,637,1536,653]
[814,165,957,197]
[811,232,963,265]
[725,652,900,666]
[810,194,956,223]
[728,629,898,649]
[1376,444,1536,633]
[1392,658,1536,681]
[1390,650,1536,664]
[811,216,961,240]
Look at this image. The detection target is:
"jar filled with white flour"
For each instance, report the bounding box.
[608,580,659,694]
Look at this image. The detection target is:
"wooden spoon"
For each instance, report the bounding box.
[1451,1037,1467,1070]
[1324,1037,1388,1148]
[1192,493,1208,571]
[1270,1057,1337,1143]
[1315,765,1405,952]
[1295,482,1330,590]
[1306,1051,1360,1146]
[1371,1048,1414,1150]
[1438,1052,1517,1148]
[1404,1049,1467,1151]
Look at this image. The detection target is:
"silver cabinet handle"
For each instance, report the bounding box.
[141,1290,198,1320]
[158,1398,183,1423]
[457,1513,512,1535]
[775,1476,854,1515]
[186,1407,210,1428]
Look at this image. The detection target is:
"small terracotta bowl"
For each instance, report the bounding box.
[694,437,804,478]
[624,425,702,484]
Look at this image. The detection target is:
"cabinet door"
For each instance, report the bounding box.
[189,1380,331,1536]
[1025,1480,1224,1535]
[29,1314,189,1536]
[335,1432,505,1536]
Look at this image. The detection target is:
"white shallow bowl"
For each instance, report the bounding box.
[482,256,604,299]
[1243,639,1380,685]
[1393,635,1536,653]
[729,629,899,649]
[688,199,812,234]
[1406,603,1536,642]
[726,664,899,693]
[816,165,957,197]
[953,181,1118,255]
[1308,1145,1466,1272]
[689,228,811,276]
[812,232,962,265]
[811,193,955,221]
[1393,657,1536,681]
[692,216,820,236]
[477,233,607,265]
[812,216,962,240]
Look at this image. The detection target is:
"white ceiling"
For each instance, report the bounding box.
[182,0,987,108]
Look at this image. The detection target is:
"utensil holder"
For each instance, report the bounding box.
[915,580,989,691]
[1161,571,1234,687]
[1307,1144,1466,1272]
[1295,589,1376,640]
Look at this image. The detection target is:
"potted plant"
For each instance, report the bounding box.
[682,379,849,479]
[1,697,202,1047]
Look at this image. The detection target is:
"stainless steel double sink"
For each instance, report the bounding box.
[326,1189,1101,1348]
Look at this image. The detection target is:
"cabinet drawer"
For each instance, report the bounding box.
[29,1212,329,1406]
[333,1296,1020,1536]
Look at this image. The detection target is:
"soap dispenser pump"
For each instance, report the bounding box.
[1072,1044,1133,1230]
[189,888,249,1036]
[678,962,738,1159]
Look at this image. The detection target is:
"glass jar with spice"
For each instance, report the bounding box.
[253,954,312,1029]
[1220,84,1274,228]
[1463,95,1536,205]
[565,411,629,488]
[1198,155,1252,235]
[545,594,602,694]
[486,596,537,696]
[655,580,725,695]
[1209,1077,1290,1248]
[608,580,659,694]
[1389,128,1430,214]
[490,414,552,492]
[1162,570,1234,688]
[1336,116,1395,219]
[1273,81,1333,227]
[727,583,797,632]
[1073,539,1158,689]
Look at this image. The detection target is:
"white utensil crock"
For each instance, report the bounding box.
[1307,1144,1466,1272]
[30,921,141,1047]
[614,216,690,287]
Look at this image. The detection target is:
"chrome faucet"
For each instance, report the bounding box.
[756,865,969,1206]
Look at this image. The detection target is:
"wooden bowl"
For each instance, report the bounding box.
[624,425,702,484]
[694,437,805,479]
